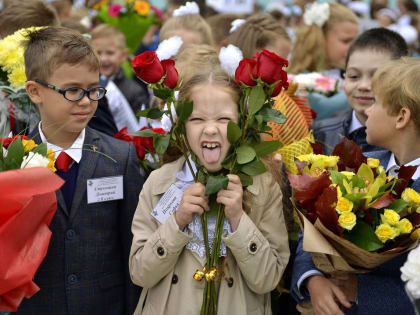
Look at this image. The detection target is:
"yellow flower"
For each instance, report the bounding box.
[297,153,315,164]
[193,269,204,281]
[93,0,109,10]
[382,209,400,226]
[398,218,413,234]
[336,185,342,198]
[341,171,355,180]
[46,148,55,160]
[135,1,150,15]
[411,228,420,241]
[323,156,339,168]
[367,158,380,168]
[375,224,399,243]
[22,139,37,152]
[204,267,217,282]
[336,197,353,214]
[338,212,357,230]
[402,188,420,206]
[47,159,57,172]
[8,65,27,88]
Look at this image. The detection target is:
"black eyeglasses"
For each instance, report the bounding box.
[35,79,107,102]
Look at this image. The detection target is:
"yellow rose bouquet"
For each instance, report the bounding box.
[288,138,420,273]
[0,27,41,134]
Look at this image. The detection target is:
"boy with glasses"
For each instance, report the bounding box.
[19,27,144,315]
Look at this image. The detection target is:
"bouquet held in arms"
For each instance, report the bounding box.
[0,136,63,311]
[131,47,288,314]
[288,138,419,274]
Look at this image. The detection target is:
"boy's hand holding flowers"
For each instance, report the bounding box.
[217,174,243,232]
[175,183,209,231]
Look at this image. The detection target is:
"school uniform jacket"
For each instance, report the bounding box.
[17,127,144,315]
[290,150,418,315]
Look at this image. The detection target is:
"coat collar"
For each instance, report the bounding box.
[150,157,259,196]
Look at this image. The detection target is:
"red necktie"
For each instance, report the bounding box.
[56,152,73,172]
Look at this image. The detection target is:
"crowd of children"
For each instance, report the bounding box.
[1,0,420,314]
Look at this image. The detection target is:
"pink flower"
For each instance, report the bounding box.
[151,5,164,19]
[314,77,336,93]
[108,4,122,17]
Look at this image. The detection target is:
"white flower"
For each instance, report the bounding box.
[291,72,324,89]
[229,19,246,33]
[173,1,199,17]
[156,36,184,61]
[303,2,330,28]
[218,44,243,77]
[161,91,179,132]
[21,151,50,169]
[401,246,420,299]
[2,147,7,158]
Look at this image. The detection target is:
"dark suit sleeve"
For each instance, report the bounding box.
[290,232,322,304]
[119,142,144,314]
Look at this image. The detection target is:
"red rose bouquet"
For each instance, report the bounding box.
[0,136,63,311]
[131,48,289,314]
[289,138,420,273]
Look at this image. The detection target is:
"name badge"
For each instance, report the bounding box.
[151,184,183,224]
[87,176,123,204]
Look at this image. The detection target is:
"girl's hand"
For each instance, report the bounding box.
[175,183,209,231]
[217,174,243,232]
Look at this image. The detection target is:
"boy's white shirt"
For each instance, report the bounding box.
[349,110,364,134]
[386,154,420,180]
[38,122,84,163]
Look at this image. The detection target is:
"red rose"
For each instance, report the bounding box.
[271,76,289,97]
[139,127,165,152]
[235,58,257,86]
[132,51,164,84]
[1,135,28,148]
[114,127,145,160]
[256,49,288,84]
[161,59,179,89]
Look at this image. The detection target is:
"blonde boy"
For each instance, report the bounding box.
[91,24,149,113]
[19,27,143,315]
[366,57,420,169]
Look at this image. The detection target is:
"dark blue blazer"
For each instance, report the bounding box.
[17,127,144,315]
[291,150,418,315]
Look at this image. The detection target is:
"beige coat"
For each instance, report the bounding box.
[129,157,290,315]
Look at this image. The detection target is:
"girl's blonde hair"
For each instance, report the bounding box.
[159,14,214,45]
[227,13,290,59]
[289,2,358,73]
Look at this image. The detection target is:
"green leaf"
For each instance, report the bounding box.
[236,145,256,164]
[154,134,170,156]
[221,152,235,170]
[31,143,47,156]
[137,107,164,119]
[205,175,229,195]
[351,174,366,189]
[329,170,347,193]
[153,87,172,100]
[130,129,158,137]
[343,221,383,252]
[253,140,282,157]
[387,199,409,213]
[241,158,266,176]
[238,172,253,187]
[248,85,266,116]
[258,107,287,124]
[6,138,24,168]
[357,163,374,186]
[176,101,193,124]
[227,121,241,144]
[344,192,367,202]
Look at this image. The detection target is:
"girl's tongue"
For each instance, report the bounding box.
[202,146,221,164]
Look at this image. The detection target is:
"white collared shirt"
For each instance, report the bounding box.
[386,154,420,180]
[38,122,85,163]
[348,110,364,134]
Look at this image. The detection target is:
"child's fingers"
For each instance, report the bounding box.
[185,183,207,197]
[183,195,209,211]
[332,285,351,309]
[227,174,241,185]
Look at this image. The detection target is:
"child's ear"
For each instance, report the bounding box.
[25,80,42,106]
[396,107,412,130]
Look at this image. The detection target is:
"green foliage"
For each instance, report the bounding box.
[205,175,229,195]
[248,85,266,115]
[387,199,409,213]
[154,134,170,155]
[258,107,287,124]
[6,138,24,169]
[176,101,193,124]
[253,140,282,157]
[236,145,256,164]
[344,221,383,251]
[137,107,164,119]
[227,121,241,144]
[31,143,47,156]
[241,158,266,176]
[153,87,172,100]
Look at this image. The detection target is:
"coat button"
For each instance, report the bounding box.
[250,242,257,253]
[66,229,75,240]
[157,247,165,256]
[227,277,234,288]
[68,274,78,284]
[172,274,178,284]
